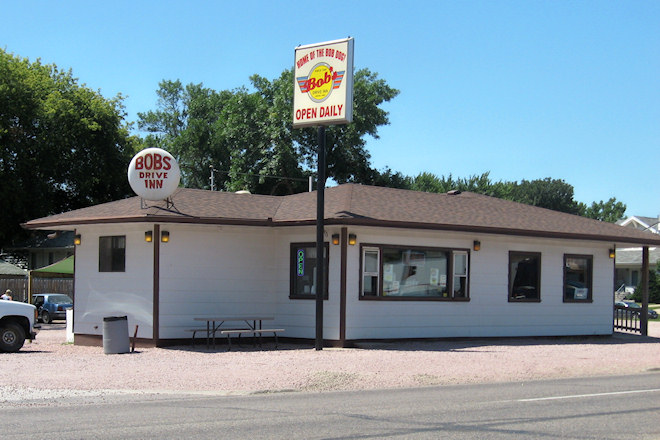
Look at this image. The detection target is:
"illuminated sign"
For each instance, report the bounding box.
[297,249,305,276]
[127,148,181,201]
[293,38,354,128]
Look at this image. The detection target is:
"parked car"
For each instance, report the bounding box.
[32,293,73,324]
[615,301,658,319]
[0,300,38,352]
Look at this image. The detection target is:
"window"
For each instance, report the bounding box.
[453,252,468,298]
[290,243,329,299]
[99,236,126,272]
[564,254,592,302]
[362,247,380,296]
[509,251,541,302]
[360,244,469,300]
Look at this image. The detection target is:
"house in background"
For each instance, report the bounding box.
[0,258,28,301]
[3,230,75,270]
[617,216,660,234]
[615,215,660,297]
[23,184,660,347]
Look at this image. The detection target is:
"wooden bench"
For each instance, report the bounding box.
[219,328,285,350]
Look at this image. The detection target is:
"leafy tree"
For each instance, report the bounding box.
[581,198,627,223]
[138,68,399,194]
[509,178,582,214]
[0,49,135,247]
[630,262,660,304]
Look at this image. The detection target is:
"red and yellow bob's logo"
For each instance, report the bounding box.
[296,63,345,103]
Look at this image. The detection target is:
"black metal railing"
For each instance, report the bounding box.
[614,305,641,333]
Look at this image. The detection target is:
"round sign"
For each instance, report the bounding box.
[127,148,181,201]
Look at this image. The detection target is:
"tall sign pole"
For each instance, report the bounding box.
[293,38,354,350]
[315,126,326,350]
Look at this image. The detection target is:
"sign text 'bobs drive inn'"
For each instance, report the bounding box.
[293,38,354,128]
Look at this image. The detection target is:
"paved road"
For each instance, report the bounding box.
[4,373,660,439]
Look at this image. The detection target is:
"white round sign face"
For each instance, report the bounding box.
[127,148,181,201]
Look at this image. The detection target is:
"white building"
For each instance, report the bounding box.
[23,184,660,346]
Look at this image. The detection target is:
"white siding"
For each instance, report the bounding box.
[73,224,154,339]
[341,228,614,339]
[73,222,616,342]
[158,224,279,338]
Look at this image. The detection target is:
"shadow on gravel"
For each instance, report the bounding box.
[154,331,660,355]
[353,332,660,352]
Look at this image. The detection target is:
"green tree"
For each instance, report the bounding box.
[581,197,627,223]
[509,178,582,214]
[0,49,135,247]
[630,262,660,304]
[138,68,399,194]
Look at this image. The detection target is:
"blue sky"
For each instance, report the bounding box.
[2,1,658,217]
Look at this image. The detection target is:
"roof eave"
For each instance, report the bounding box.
[23,216,660,247]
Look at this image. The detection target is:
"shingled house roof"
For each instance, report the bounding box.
[22,184,660,247]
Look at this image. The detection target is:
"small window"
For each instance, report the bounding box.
[290,243,329,299]
[99,236,126,272]
[509,251,541,302]
[453,252,468,298]
[564,254,592,302]
[362,247,380,297]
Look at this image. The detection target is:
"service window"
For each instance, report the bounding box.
[362,247,380,297]
[564,254,593,302]
[361,245,469,300]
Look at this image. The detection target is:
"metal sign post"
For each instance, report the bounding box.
[294,38,354,351]
[315,126,326,350]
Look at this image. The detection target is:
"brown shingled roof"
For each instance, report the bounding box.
[22,184,660,246]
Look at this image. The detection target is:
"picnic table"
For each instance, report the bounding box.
[192,316,282,349]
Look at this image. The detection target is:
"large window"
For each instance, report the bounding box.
[290,243,329,299]
[564,254,592,302]
[99,236,126,272]
[361,245,469,300]
[508,251,541,302]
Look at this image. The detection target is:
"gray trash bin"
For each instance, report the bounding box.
[103,316,130,354]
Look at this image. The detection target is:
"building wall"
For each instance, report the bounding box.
[338,227,614,339]
[73,223,616,342]
[158,224,279,339]
[73,224,154,339]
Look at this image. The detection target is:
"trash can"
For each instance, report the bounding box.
[103,316,129,354]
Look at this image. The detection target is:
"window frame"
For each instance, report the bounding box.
[563,254,593,303]
[98,235,126,273]
[359,243,470,301]
[289,242,329,300]
[508,251,541,302]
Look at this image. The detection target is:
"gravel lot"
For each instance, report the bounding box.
[1,322,659,402]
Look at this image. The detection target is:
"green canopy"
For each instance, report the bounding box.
[31,255,74,275]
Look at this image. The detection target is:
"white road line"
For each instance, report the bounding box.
[516,388,660,402]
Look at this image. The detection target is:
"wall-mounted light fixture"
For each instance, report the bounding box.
[161,231,170,243]
[73,234,81,245]
[348,233,357,246]
[473,240,481,251]
[331,234,340,245]
[609,248,616,259]
[145,231,153,242]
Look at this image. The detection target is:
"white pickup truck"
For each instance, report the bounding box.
[0,300,39,352]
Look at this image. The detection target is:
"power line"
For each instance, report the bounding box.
[209,167,314,191]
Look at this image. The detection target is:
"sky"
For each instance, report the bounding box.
[2,1,659,217]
